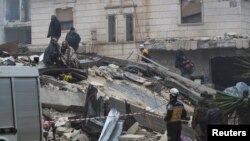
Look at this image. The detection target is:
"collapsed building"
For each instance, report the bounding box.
[24,0,250,91]
[0,47,216,140]
[0,0,249,92]
[1,0,250,140]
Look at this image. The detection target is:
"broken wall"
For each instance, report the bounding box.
[150,48,250,83]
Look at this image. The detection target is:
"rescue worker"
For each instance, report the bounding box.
[139,44,151,63]
[59,41,80,68]
[164,88,187,141]
[192,91,210,141]
[47,15,61,40]
[43,37,61,67]
[65,27,81,51]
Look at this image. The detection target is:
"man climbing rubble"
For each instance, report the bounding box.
[164,88,187,141]
[59,41,80,68]
[43,38,61,67]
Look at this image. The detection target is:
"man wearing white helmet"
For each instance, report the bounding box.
[139,44,151,63]
[164,88,187,141]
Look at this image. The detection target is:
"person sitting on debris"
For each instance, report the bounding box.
[192,91,210,141]
[66,27,81,51]
[164,88,187,141]
[59,41,80,68]
[47,15,61,40]
[43,38,61,67]
[139,44,151,63]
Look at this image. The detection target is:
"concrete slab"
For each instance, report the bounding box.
[40,88,86,111]
[130,105,166,134]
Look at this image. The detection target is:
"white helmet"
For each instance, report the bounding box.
[170,88,179,97]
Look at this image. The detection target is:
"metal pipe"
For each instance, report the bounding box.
[137,53,170,72]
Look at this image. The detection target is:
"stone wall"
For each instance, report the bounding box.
[30,0,250,60]
[241,0,250,36]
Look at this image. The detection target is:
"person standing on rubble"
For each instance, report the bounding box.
[47,15,61,40]
[43,37,61,67]
[192,91,210,141]
[59,41,80,68]
[66,27,81,51]
[175,50,186,76]
[139,44,151,63]
[164,88,187,141]
[175,50,194,78]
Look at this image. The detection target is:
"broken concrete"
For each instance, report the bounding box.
[37,54,201,140]
[40,88,87,111]
[159,131,168,141]
[126,122,139,134]
[119,134,145,141]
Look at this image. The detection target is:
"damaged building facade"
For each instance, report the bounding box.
[0,0,31,44]
[29,0,250,89]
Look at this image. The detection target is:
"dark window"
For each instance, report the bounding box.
[5,0,30,22]
[181,0,202,24]
[108,15,116,42]
[6,0,20,21]
[126,14,134,41]
[56,8,73,30]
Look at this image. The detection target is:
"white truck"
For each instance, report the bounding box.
[0,67,42,141]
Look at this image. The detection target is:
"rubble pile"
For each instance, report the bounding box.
[0,51,40,66]
[0,46,209,140]
[39,58,196,141]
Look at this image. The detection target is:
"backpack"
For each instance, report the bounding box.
[184,60,195,74]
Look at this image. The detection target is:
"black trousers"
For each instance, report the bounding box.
[167,122,182,141]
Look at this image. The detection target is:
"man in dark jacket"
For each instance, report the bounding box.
[205,103,224,125]
[175,50,185,76]
[192,91,210,141]
[164,88,187,141]
[65,27,81,51]
[47,15,61,40]
[43,38,61,67]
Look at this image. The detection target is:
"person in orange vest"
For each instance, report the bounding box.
[139,44,151,63]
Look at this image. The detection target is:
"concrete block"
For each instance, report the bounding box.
[119,134,145,141]
[126,122,139,134]
[159,134,168,141]
[40,88,86,111]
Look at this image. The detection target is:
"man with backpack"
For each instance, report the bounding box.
[175,50,194,78]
